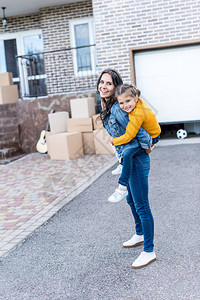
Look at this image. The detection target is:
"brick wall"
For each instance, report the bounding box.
[40,2,93,51]
[0,1,95,96]
[0,14,40,34]
[40,1,94,95]
[92,0,200,82]
[0,2,93,39]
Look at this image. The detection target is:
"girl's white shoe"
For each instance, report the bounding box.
[132,251,156,269]
[108,186,128,203]
[111,164,122,175]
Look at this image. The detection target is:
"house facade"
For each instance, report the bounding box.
[0,0,200,158]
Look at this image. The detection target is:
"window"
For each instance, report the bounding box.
[0,40,6,73]
[0,39,18,77]
[22,34,46,97]
[0,30,46,98]
[69,17,97,76]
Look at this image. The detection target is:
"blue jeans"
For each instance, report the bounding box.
[126,151,154,252]
[118,146,144,187]
[118,134,160,187]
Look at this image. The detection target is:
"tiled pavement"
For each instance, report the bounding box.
[0,153,117,258]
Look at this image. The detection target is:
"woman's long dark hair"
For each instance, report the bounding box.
[97,69,123,121]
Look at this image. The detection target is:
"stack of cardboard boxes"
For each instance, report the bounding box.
[46,98,114,160]
[68,98,95,155]
[46,111,81,161]
[0,72,19,104]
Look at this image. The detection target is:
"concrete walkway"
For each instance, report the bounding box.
[0,137,199,259]
[0,140,199,300]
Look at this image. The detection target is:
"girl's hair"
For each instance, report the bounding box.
[115,84,141,99]
[97,69,123,120]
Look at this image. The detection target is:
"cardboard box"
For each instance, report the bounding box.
[70,97,96,118]
[46,131,83,160]
[0,85,19,104]
[93,129,115,155]
[48,111,69,133]
[67,117,93,132]
[0,72,13,86]
[92,114,103,130]
[82,132,95,154]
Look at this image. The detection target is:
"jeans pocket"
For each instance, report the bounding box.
[135,154,150,169]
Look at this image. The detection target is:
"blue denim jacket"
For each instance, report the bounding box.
[102,102,152,157]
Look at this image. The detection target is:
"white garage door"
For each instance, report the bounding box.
[134,45,200,123]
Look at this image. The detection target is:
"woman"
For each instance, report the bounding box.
[97,68,156,269]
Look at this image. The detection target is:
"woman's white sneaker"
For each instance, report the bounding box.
[111,164,122,175]
[132,251,156,269]
[123,234,144,248]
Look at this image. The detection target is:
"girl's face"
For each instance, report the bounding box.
[98,73,115,101]
[117,93,138,113]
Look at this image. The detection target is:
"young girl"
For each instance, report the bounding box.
[108,83,161,203]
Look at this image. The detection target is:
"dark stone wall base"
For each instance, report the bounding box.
[17,91,97,153]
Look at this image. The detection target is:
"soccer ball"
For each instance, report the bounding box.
[176,129,187,139]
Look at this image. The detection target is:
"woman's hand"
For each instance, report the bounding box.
[145,144,155,154]
[110,137,114,145]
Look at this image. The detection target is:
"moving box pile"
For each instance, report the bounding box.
[46,98,114,160]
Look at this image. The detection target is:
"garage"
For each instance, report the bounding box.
[131,43,200,132]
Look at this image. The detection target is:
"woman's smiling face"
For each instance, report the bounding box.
[98,73,115,101]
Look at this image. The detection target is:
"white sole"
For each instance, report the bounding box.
[132,257,156,269]
[123,241,144,248]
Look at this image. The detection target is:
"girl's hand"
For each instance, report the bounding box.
[145,144,155,154]
[110,137,114,145]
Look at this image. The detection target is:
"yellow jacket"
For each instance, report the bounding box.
[113,98,161,146]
